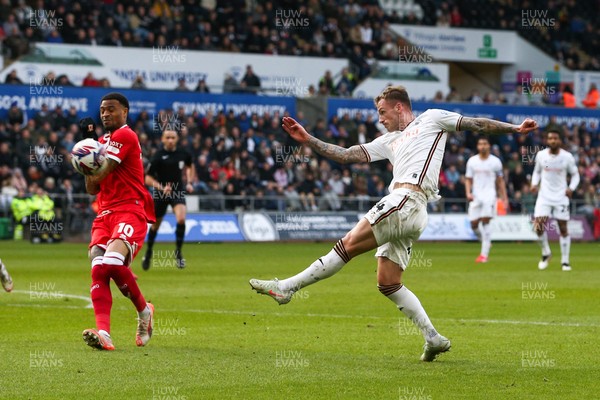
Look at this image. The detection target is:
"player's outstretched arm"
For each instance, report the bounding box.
[282,116,368,164]
[460,117,538,134]
[85,158,119,194]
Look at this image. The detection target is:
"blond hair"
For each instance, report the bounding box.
[374,85,412,110]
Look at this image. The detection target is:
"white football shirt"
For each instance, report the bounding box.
[531,148,580,204]
[465,154,503,203]
[360,109,462,202]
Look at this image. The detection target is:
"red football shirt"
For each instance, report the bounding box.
[97,125,156,222]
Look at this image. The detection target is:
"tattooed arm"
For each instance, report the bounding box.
[305,137,368,164]
[459,117,538,134]
[282,116,368,164]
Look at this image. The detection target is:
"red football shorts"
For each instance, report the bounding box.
[89,210,148,265]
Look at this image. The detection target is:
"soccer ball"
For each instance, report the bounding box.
[71,139,106,175]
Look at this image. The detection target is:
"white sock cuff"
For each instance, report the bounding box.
[91,256,104,268]
[331,239,351,264]
[104,252,125,266]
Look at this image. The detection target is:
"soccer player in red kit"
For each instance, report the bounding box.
[82,92,156,350]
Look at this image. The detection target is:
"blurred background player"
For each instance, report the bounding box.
[142,130,195,270]
[250,86,538,362]
[82,92,155,351]
[532,131,580,271]
[465,136,507,263]
[0,259,13,292]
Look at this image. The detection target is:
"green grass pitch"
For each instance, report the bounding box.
[0,241,599,399]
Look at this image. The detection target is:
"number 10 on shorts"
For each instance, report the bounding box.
[117,223,134,237]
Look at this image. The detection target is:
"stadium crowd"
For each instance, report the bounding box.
[0,0,599,237]
[0,100,598,217]
[1,0,599,80]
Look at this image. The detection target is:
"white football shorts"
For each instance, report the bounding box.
[534,199,570,221]
[468,198,497,221]
[365,188,428,270]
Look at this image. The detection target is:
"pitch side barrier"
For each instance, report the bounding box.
[1,84,599,127]
[328,98,600,131]
[0,85,295,120]
[154,212,594,242]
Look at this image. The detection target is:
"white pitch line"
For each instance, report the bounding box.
[10,290,93,308]
[162,307,600,328]
[439,318,598,328]
[3,298,598,328]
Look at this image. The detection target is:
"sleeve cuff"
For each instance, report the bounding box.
[107,154,122,164]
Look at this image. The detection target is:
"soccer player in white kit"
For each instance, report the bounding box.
[531,131,580,271]
[250,86,537,362]
[465,136,508,263]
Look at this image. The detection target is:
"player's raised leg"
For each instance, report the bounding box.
[250,217,377,304]
[377,254,450,361]
[0,258,14,292]
[557,219,571,271]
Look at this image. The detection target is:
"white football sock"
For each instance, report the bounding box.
[559,235,570,264]
[481,223,492,257]
[537,231,551,256]
[278,240,348,291]
[138,305,151,318]
[382,285,440,344]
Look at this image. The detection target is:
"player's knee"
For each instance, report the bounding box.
[88,246,105,262]
[377,283,403,296]
[559,225,568,236]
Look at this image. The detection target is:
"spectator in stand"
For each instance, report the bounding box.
[319,70,335,95]
[4,70,23,84]
[131,74,147,89]
[581,83,599,108]
[7,101,24,127]
[82,72,100,87]
[56,74,74,86]
[340,68,357,93]
[223,73,238,93]
[41,71,57,86]
[449,5,463,26]
[431,91,444,102]
[174,77,190,91]
[445,87,461,102]
[468,90,483,104]
[297,171,320,211]
[512,85,530,106]
[195,79,210,93]
[561,85,576,108]
[241,65,261,94]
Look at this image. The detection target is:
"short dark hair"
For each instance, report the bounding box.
[101,92,129,110]
[374,85,412,110]
[546,130,562,141]
[477,135,490,144]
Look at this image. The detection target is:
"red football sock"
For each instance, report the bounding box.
[103,251,147,313]
[112,266,147,312]
[90,260,112,333]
